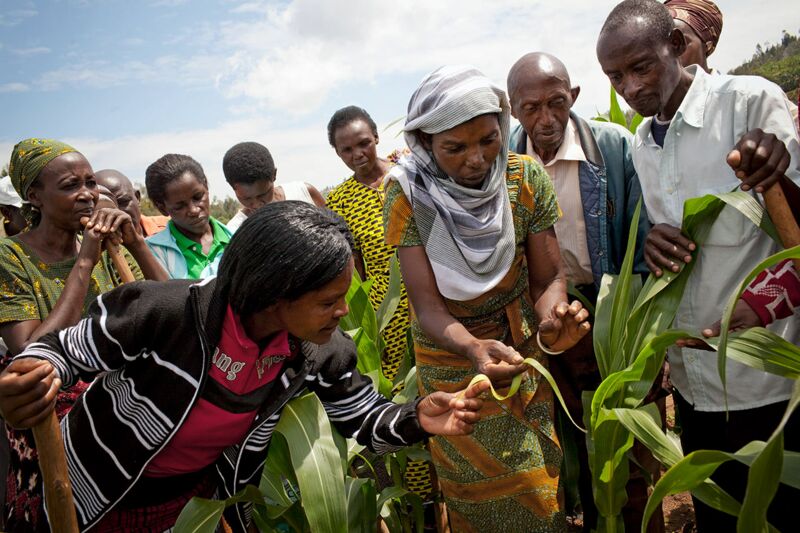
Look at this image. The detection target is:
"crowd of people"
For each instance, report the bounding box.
[0,0,797,531]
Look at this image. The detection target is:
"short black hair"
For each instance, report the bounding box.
[222,142,276,186]
[327,106,378,148]
[217,201,354,317]
[145,154,208,205]
[600,0,674,47]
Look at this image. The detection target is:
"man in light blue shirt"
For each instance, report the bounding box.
[597,0,799,531]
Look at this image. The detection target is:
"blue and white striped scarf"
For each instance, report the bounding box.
[386,65,515,301]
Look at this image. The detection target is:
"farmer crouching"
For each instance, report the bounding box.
[0,201,488,532]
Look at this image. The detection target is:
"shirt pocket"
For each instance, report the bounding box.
[702,202,761,247]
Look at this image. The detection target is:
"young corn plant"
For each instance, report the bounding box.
[174,255,429,532]
[637,245,800,533]
[593,87,644,134]
[587,187,798,532]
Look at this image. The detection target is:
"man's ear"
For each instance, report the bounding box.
[570,86,581,106]
[669,27,687,57]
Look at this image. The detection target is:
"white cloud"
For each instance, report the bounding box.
[0,8,37,27]
[35,55,225,90]
[0,83,29,93]
[12,47,51,57]
[1,116,398,200]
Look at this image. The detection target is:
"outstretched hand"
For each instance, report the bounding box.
[539,300,591,353]
[417,379,490,436]
[0,358,60,429]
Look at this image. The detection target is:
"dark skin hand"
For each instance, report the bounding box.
[417,379,490,435]
[646,129,795,278]
[728,129,792,193]
[675,298,763,350]
[399,228,590,388]
[644,223,696,277]
[0,358,60,429]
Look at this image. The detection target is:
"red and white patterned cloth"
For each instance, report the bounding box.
[741,259,800,326]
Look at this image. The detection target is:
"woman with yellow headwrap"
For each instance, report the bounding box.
[0,138,166,531]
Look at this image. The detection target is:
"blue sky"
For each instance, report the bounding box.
[1,0,797,200]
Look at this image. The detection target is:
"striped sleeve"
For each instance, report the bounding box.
[13,282,149,386]
[309,329,428,453]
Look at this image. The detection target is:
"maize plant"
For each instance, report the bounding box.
[587,189,800,532]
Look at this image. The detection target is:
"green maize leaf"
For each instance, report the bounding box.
[376,253,403,334]
[175,485,265,533]
[377,485,409,516]
[593,272,617,378]
[392,366,419,404]
[739,382,800,533]
[613,405,683,468]
[174,497,225,533]
[609,87,627,128]
[340,282,377,339]
[352,329,382,377]
[628,112,644,133]
[345,477,378,533]
[591,329,693,422]
[274,393,348,533]
[739,432,783,533]
[641,450,743,530]
[706,327,800,379]
[260,433,297,517]
[590,410,634,533]
[392,329,416,389]
[555,406,582,515]
[715,190,780,243]
[608,200,644,373]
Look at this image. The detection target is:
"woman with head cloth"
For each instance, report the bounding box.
[664,0,723,73]
[0,138,166,530]
[384,65,590,530]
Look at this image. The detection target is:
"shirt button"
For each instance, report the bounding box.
[665,187,674,194]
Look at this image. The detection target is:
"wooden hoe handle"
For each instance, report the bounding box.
[32,414,79,532]
[763,184,800,272]
[32,239,135,531]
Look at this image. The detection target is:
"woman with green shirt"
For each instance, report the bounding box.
[0,138,167,531]
[145,153,232,279]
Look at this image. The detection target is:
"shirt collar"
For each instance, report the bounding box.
[527,118,586,167]
[222,303,290,357]
[676,64,709,129]
[169,216,229,255]
[635,64,709,145]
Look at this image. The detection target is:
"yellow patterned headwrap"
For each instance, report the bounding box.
[8,138,77,201]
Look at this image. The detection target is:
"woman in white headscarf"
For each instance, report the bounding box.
[383,65,590,531]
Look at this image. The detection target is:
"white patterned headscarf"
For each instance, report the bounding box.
[386,65,515,301]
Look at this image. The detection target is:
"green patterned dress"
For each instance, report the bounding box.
[384,153,566,532]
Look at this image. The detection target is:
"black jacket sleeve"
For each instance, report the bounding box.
[307,329,428,454]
